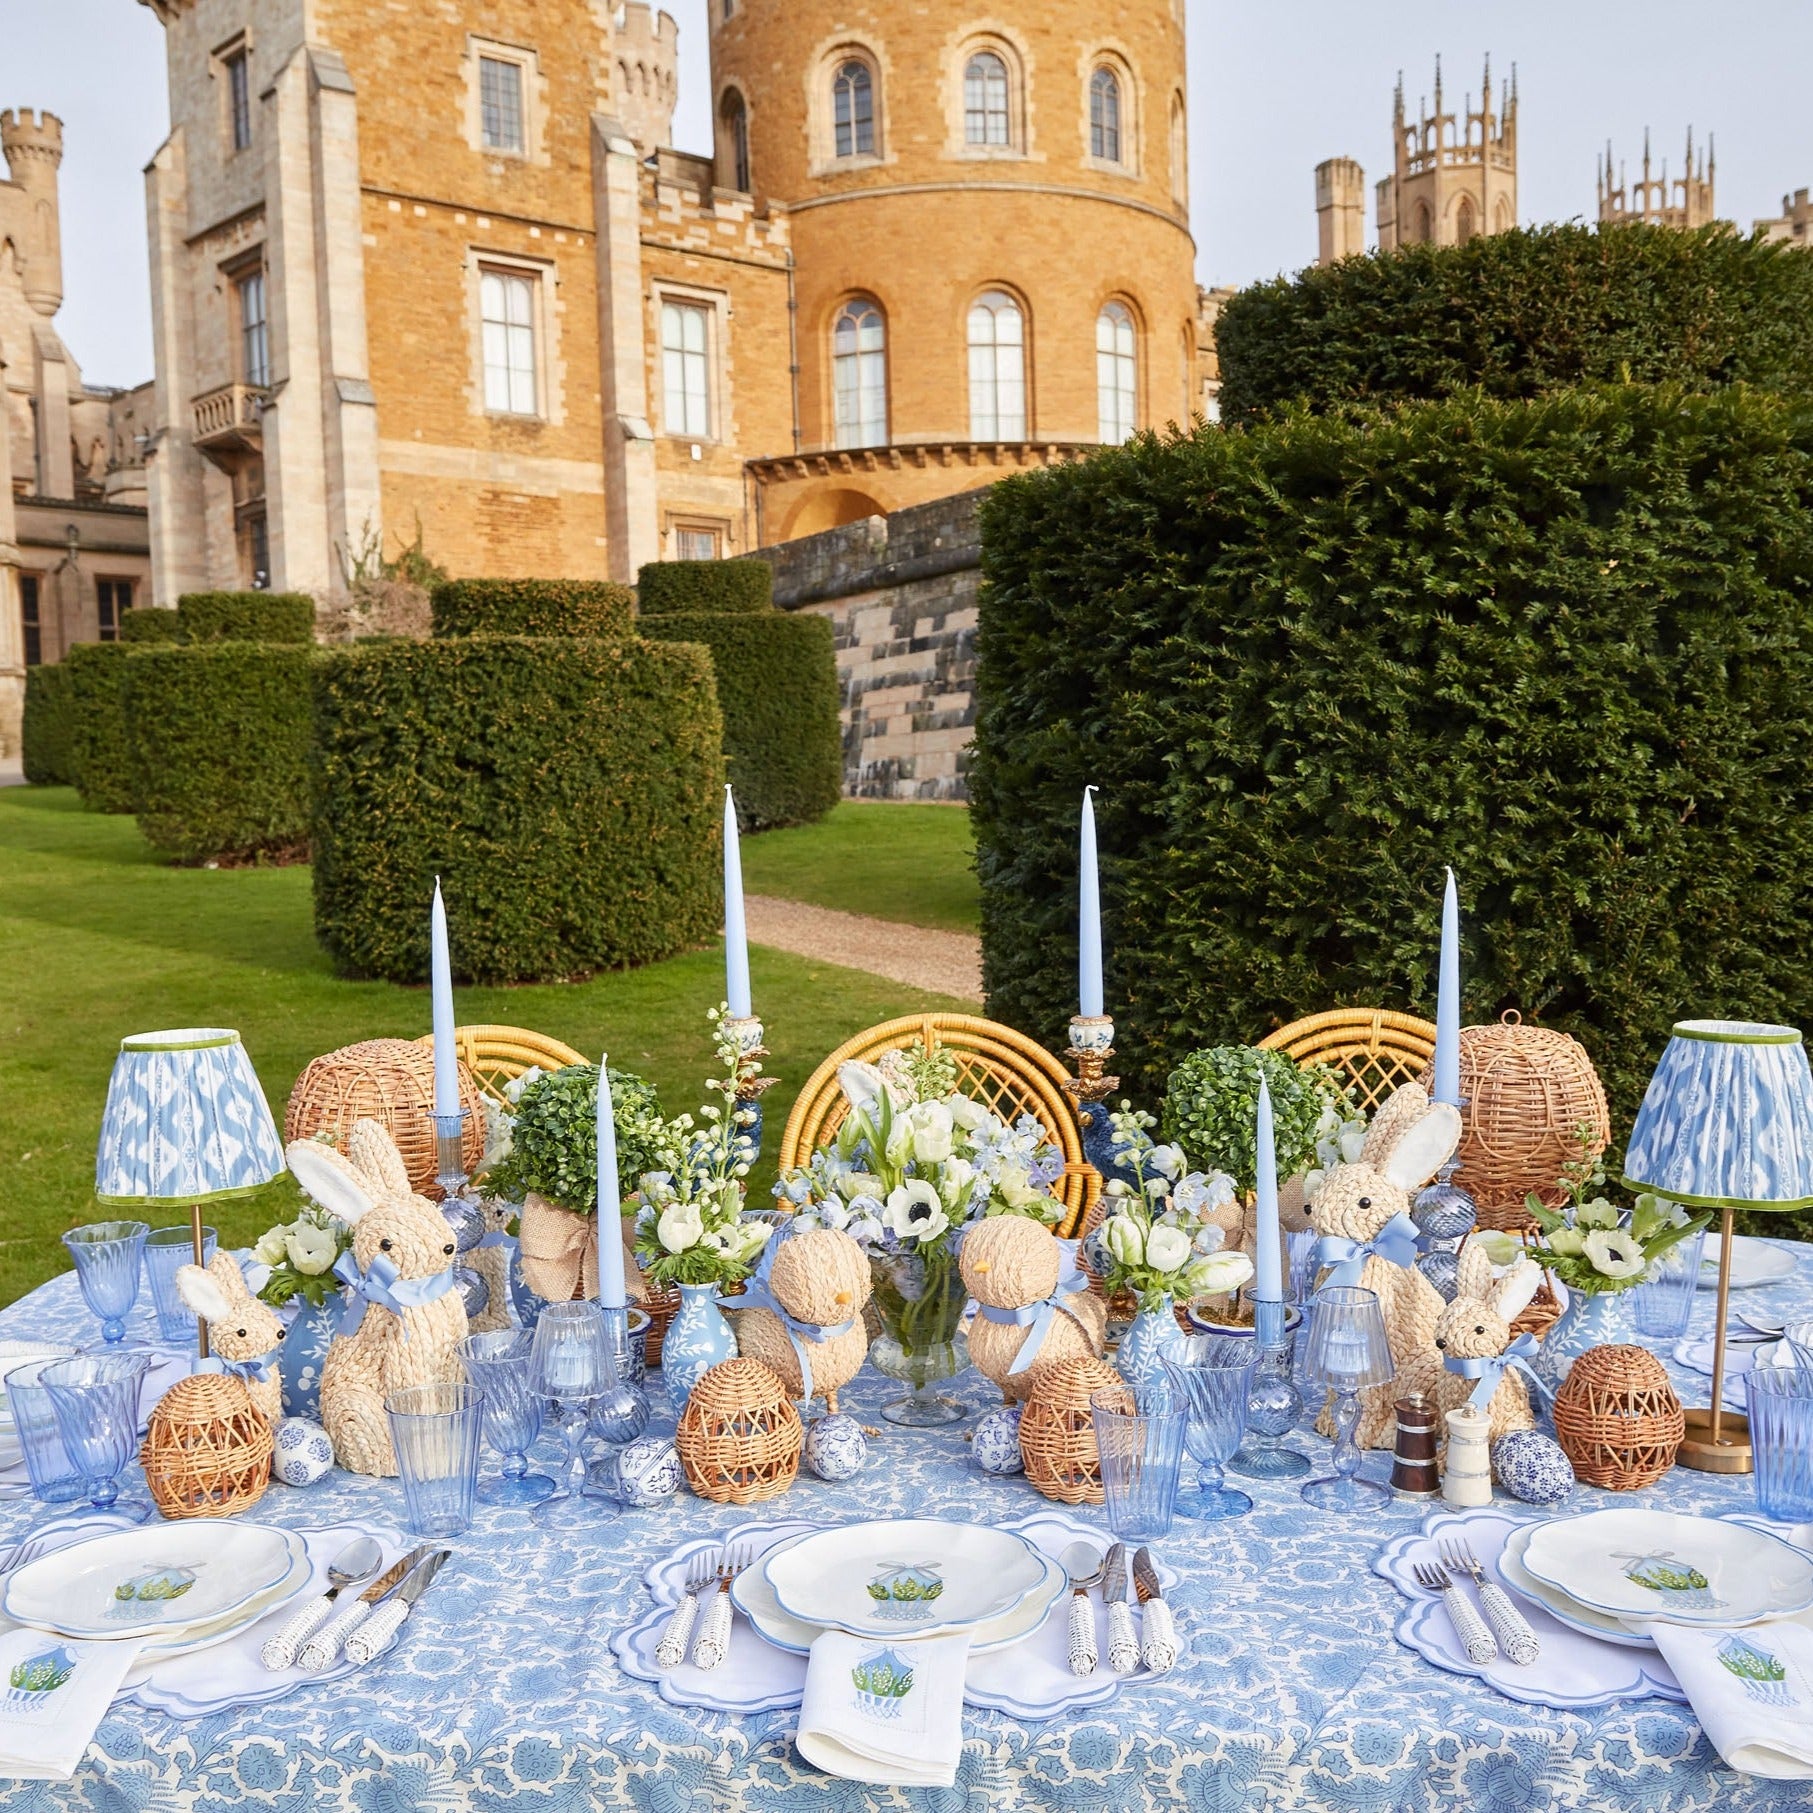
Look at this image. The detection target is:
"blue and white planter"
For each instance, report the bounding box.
[279,1296,341,1421]
[663,1283,738,1409]
[1117,1299,1188,1397]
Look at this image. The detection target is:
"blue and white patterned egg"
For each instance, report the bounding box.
[272,1416,335,1487]
[1491,1429,1575,1505]
[615,1436,682,1507]
[804,1413,868,1481]
[972,1403,1024,1476]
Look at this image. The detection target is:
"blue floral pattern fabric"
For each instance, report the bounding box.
[2,1248,1809,1811]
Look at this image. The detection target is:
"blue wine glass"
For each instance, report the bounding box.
[459,1330,556,1507]
[40,1352,152,1520]
[1163,1335,1256,1520]
[527,1302,615,1524]
[62,1222,149,1347]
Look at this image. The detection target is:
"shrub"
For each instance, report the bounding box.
[970,384,1813,1133]
[1215,224,1813,426]
[638,612,842,829]
[311,635,724,983]
[63,643,136,812]
[125,644,314,862]
[119,608,183,645]
[177,591,316,644]
[1161,1047,1338,1195]
[20,664,75,785]
[637,559,773,615]
[430,578,635,640]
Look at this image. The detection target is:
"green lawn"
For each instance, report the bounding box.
[740,801,978,934]
[0,789,973,1308]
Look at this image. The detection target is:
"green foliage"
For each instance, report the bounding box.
[310,635,724,983]
[1215,224,1813,426]
[119,608,183,645]
[63,643,135,813]
[1161,1048,1334,1194]
[430,578,635,640]
[488,1063,675,1217]
[20,664,75,785]
[637,559,773,615]
[638,612,842,829]
[970,383,1813,1133]
[125,644,314,863]
[177,591,316,644]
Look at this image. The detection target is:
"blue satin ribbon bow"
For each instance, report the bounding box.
[1315,1211,1422,1288]
[1445,1332,1554,1415]
[976,1255,1092,1375]
[735,1272,855,1403]
[332,1251,457,1340]
[195,1351,276,1384]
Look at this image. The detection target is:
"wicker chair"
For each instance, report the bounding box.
[777,1013,1099,1237]
[1258,1008,1437,1113]
[412,1024,587,1105]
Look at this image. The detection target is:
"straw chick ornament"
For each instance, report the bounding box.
[735,1223,871,1414]
[174,1252,285,1428]
[961,1215,1106,1402]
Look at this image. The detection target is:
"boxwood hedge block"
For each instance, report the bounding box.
[64,643,136,812]
[20,663,76,785]
[637,612,842,829]
[177,591,316,644]
[430,578,636,640]
[636,559,773,615]
[120,607,184,645]
[311,635,723,983]
[126,644,315,863]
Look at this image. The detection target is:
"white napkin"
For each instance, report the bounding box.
[0,1628,144,1779]
[1643,1617,1813,1779]
[795,1629,971,1788]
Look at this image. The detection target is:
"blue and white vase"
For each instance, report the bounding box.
[279,1296,341,1421]
[1528,1288,1628,1402]
[1117,1299,1187,1397]
[663,1283,737,1409]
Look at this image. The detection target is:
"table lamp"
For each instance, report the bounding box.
[93,1028,287,1360]
[1622,1019,1813,1473]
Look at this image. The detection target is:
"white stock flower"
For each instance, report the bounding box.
[1583,1228,1646,1280]
[284,1224,339,1276]
[1103,1216,1145,1268]
[1145,1224,1193,1273]
[657,1202,705,1254]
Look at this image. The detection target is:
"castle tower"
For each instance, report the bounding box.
[0,109,64,317]
[1598,128,1717,230]
[711,0,1201,539]
[613,4,678,157]
[1376,57,1518,252]
[1315,156,1366,264]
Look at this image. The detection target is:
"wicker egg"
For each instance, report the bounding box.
[804,1412,869,1480]
[1019,1355,1123,1504]
[1491,1429,1574,1505]
[272,1416,335,1487]
[735,1228,871,1412]
[676,1357,803,1504]
[1551,1344,1685,1491]
[140,1374,275,1519]
[963,1217,1106,1402]
[972,1402,1024,1475]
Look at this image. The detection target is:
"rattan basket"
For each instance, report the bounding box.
[140,1373,274,1519]
[676,1357,803,1503]
[1551,1344,1685,1490]
[1020,1355,1123,1504]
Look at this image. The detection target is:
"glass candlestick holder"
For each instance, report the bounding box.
[1227,1299,1310,1479]
[1411,1158,1477,1303]
[1300,1285,1395,1513]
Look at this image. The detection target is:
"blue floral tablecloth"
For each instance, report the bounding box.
[2,1247,1810,1813]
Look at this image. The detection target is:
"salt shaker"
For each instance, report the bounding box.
[1391,1393,1441,1499]
[1441,1404,1493,1508]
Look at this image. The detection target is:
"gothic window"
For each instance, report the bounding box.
[722,90,751,190]
[1456,197,1475,243]
[236,270,269,388]
[661,301,712,437]
[226,49,252,151]
[96,579,134,641]
[20,575,40,668]
[1414,201,1432,244]
[964,53,1010,147]
[480,268,538,415]
[833,61,875,159]
[832,299,887,448]
[968,290,1026,440]
[1090,67,1122,164]
[479,56,525,153]
[1494,197,1513,233]
[1096,301,1137,443]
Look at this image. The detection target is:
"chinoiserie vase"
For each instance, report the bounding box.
[663,1283,738,1410]
[279,1295,342,1420]
[1117,1298,1188,1398]
[868,1249,970,1428]
[1528,1288,1629,1400]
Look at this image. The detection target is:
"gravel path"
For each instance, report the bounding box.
[745,894,982,1003]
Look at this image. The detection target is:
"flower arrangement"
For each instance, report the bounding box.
[487,1062,678,1219]
[1161,1046,1347,1196]
[252,1202,353,1309]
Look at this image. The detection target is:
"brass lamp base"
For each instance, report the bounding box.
[1676,1406,1753,1475]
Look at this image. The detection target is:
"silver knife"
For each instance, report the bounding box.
[298,1544,435,1670]
[1132,1546,1180,1671]
[1102,1543,1138,1672]
[344,1549,451,1665]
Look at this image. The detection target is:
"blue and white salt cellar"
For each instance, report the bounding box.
[614,1435,682,1506]
[272,1416,335,1487]
[1491,1428,1574,1505]
[972,1402,1024,1475]
[804,1412,868,1480]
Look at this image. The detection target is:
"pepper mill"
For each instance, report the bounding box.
[1390,1393,1441,1500]
[1442,1404,1493,1508]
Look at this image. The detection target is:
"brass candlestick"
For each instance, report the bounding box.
[1063,1014,1120,1104]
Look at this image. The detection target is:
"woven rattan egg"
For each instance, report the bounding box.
[140,1373,275,1519]
[962,1216,1106,1402]
[1019,1355,1123,1504]
[1551,1344,1685,1490]
[1416,1013,1610,1232]
[735,1228,871,1411]
[677,1357,803,1504]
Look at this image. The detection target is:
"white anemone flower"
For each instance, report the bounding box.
[1583,1227,1646,1280]
[657,1201,705,1255]
[883,1180,949,1244]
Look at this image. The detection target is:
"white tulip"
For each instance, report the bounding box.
[657,1202,705,1254]
[284,1225,339,1277]
[837,1061,888,1115]
[1145,1225,1193,1273]
[910,1101,956,1165]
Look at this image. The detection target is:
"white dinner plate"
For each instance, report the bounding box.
[763,1518,1050,1640]
[1699,1235,1798,1291]
[134,1529,312,1660]
[1499,1526,1658,1650]
[1522,1510,1813,1627]
[4,1520,295,1639]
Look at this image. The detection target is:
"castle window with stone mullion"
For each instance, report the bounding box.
[480,57,525,154]
[1090,67,1121,164]
[968,291,1026,440]
[965,53,1010,147]
[834,61,875,159]
[833,300,887,448]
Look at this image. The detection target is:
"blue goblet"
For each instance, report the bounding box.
[1162,1334,1256,1520]
[527,1302,615,1526]
[459,1330,556,1507]
[61,1221,149,1347]
[40,1352,152,1520]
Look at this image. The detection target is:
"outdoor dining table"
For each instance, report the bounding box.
[0,1242,1807,1813]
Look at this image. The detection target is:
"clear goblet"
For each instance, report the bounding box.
[527,1302,614,1524]
[40,1352,152,1520]
[1162,1334,1256,1520]
[459,1330,556,1507]
[1300,1284,1395,1513]
[61,1222,149,1347]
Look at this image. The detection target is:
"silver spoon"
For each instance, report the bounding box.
[1059,1540,1107,1678]
[1737,1311,1787,1339]
[259,1536,385,1671]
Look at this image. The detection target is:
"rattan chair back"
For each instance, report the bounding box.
[1258,1008,1437,1113]
[412,1024,587,1105]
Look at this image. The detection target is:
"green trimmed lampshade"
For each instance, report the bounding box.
[94,1028,285,1205]
[1622,1020,1813,1212]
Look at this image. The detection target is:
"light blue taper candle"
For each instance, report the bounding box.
[723,786,752,1020]
[430,878,459,1119]
[1079,787,1103,1018]
[1252,1075,1283,1303]
[1433,867,1462,1106]
[596,1055,626,1310]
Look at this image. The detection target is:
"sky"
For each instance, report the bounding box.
[7,0,1810,391]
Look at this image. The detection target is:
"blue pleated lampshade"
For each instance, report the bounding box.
[94,1028,286,1205]
[1622,1020,1813,1213]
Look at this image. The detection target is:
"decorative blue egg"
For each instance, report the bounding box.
[615,1436,682,1507]
[804,1413,868,1481]
[1491,1429,1575,1505]
[972,1403,1024,1476]
[272,1416,335,1487]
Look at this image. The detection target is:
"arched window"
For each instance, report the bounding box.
[1414,201,1432,244]
[721,89,750,190]
[967,290,1025,440]
[964,52,1010,147]
[1090,66,1122,163]
[1096,301,1136,443]
[1494,197,1513,233]
[833,299,887,448]
[833,60,874,159]
[1455,197,1475,243]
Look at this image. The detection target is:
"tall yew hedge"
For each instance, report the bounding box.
[971,385,1813,1129]
[63,644,135,813]
[20,664,75,785]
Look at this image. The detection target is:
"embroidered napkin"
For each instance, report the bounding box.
[0,1628,144,1779]
[795,1629,971,1788]
[1642,1618,1813,1779]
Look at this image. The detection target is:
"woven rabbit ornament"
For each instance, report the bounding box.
[175,1251,285,1429]
[288,1120,469,1477]
[962,1216,1106,1403]
[1422,1235,1545,1441]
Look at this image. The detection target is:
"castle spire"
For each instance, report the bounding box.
[1433,53,1444,117]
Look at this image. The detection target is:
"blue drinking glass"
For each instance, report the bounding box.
[385,1382,485,1539]
[40,1352,152,1519]
[1163,1335,1257,1519]
[1747,1366,1813,1522]
[61,1221,149,1347]
[4,1358,85,1504]
[143,1226,217,1344]
[459,1330,556,1507]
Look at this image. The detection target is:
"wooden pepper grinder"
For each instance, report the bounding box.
[1391,1393,1441,1500]
[1442,1404,1493,1508]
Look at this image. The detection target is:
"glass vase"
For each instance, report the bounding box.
[869,1249,969,1427]
[662,1283,737,1410]
[1117,1299,1188,1398]
[1529,1287,1629,1400]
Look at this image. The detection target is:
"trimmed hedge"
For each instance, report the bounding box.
[430,579,635,640]
[63,644,136,812]
[126,645,315,862]
[639,612,843,829]
[120,608,184,645]
[20,664,75,785]
[637,559,773,615]
[311,635,724,983]
[1215,224,1813,426]
[177,591,316,644]
[971,384,1813,1135]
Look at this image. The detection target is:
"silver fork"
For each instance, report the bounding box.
[1413,1560,1496,1666]
[654,1551,719,1671]
[690,1542,751,1672]
[1439,1540,1541,1666]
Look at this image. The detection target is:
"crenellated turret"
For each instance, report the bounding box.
[1,108,65,316]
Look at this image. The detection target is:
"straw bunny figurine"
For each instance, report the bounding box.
[175,1252,285,1428]
[1422,1235,1545,1441]
[962,1215,1106,1402]
[1307,1081,1460,1449]
[466,1196,515,1335]
[735,1225,873,1414]
[288,1119,469,1477]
